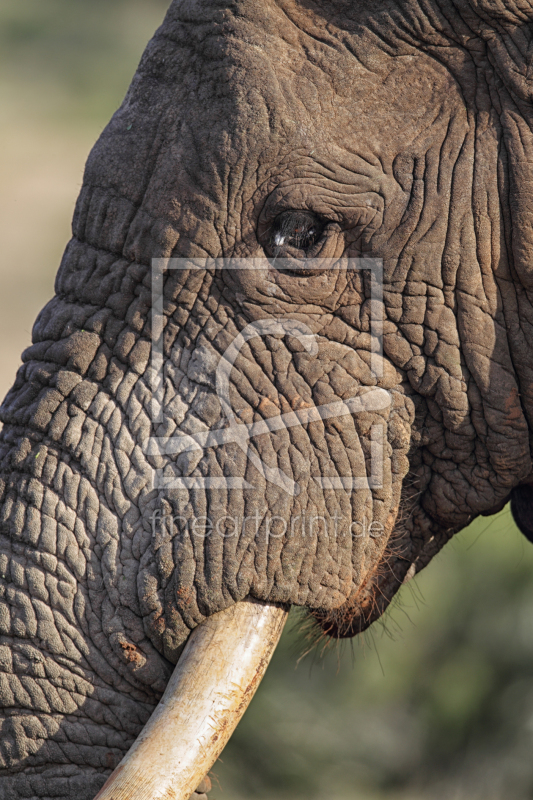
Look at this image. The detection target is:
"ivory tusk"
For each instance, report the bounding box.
[93,598,289,800]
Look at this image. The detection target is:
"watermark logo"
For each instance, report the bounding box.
[149,508,385,545]
[145,258,389,495]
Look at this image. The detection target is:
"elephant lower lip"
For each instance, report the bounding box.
[310,522,416,639]
[93,599,288,800]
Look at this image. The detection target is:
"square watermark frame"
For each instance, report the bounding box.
[146,258,388,494]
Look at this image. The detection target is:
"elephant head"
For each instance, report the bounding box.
[1,0,533,797]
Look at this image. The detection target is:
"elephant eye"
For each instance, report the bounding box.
[268,210,326,256]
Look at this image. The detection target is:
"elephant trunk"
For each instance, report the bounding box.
[93,599,288,800]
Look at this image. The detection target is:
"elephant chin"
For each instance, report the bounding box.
[93,599,288,800]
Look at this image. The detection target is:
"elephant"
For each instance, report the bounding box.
[2,0,533,797]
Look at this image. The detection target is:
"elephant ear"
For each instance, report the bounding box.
[461,1,533,292]
[451,0,533,406]
[466,0,533,528]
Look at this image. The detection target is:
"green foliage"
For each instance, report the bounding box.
[0,0,169,123]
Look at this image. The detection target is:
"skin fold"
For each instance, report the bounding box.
[1,0,533,797]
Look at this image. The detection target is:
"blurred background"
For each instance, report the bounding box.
[1,2,533,798]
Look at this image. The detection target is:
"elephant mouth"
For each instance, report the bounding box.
[310,547,411,639]
[310,507,415,639]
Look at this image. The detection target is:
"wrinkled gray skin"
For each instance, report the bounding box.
[1,0,533,797]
